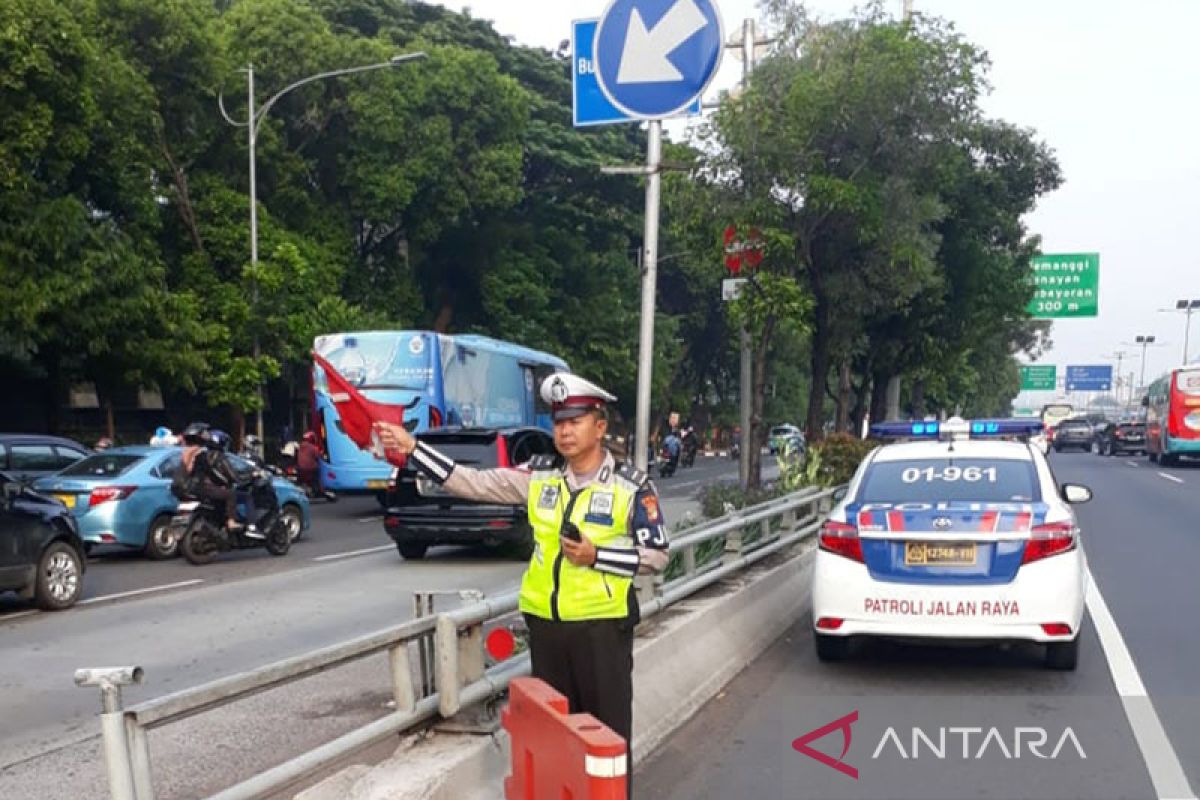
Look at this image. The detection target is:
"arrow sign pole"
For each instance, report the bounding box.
[632,120,663,473]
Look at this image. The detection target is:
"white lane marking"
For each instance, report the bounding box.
[78,579,204,606]
[312,544,394,562]
[1086,573,1197,800]
[0,609,40,622]
[1126,460,1141,468]
[358,515,383,523]
[1156,472,1185,484]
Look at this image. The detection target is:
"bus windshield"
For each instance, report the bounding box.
[1176,368,1200,396]
[314,332,433,393]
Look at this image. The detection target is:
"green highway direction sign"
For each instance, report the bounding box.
[1027,253,1099,318]
[1020,365,1057,391]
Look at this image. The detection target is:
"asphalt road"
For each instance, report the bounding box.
[0,451,756,799]
[637,450,1200,800]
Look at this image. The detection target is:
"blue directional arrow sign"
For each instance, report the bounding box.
[594,0,724,119]
[1065,365,1113,392]
[573,19,700,127]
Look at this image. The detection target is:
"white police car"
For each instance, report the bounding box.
[811,418,1091,670]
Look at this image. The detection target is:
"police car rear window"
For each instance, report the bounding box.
[857,459,1039,503]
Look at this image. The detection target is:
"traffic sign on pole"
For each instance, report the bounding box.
[1020,365,1057,391]
[1065,365,1113,392]
[594,0,724,119]
[573,19,700,126]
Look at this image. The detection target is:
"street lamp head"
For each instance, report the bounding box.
[1147,335,1156,343]
[1178,299,1190,310]
[1191,299,1200,309]
[390,52,428,65]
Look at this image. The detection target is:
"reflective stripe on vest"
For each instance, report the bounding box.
[519,472,636,621]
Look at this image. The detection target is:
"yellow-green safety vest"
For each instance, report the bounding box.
[519,468,639,622]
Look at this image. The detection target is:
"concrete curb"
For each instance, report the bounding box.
[295,538,816,800]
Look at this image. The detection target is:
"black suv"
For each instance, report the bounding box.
[0,471,87,610]
[383,427,556,560]
[1052,419,1094,452]
[1093,422,1147,456]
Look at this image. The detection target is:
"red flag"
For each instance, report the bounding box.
[311,351,408,467]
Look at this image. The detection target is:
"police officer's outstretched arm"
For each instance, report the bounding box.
[372,422,530,505]
[594,470,670,577]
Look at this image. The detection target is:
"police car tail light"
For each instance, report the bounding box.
[1041,623,1073,637]
[88,485,137,507]
[819,520,863,563]
[815,617,844,630]
[1021,521,1077,565]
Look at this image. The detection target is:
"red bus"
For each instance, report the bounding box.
[1144,366,1200,465]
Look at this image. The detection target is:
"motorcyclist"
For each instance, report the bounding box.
[680,425,699,467]
[296,432,323,498]
[239,434,265,467]
[662,430,682,467]
[176,423,251,535]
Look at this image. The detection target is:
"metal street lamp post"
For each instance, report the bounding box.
[1133,335,1156,392]
[219,53,427,447]
[1159,299,1200,365]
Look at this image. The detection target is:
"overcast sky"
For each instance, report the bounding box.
[432,0,1200,407]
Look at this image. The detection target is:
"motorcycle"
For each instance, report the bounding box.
[658,445,680,478]
[681,436,698,469]
[173,472,291,565]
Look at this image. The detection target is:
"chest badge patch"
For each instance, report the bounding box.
[588,492,614,518]
[538,484,560,511]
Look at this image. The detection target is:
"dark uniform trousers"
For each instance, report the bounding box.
[524,613,635,795]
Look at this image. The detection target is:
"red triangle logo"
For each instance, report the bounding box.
[791,710,859,780]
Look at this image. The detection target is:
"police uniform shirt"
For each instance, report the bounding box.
[407,443,669,577]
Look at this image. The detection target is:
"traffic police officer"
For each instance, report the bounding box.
[374,373,668,789]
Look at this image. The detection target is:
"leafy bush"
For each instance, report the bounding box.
[802,433,878,487]
[698,481,782,519]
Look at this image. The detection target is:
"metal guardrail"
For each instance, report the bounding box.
[76,486,839,800]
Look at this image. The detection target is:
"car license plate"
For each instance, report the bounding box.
[366,479,389,490]
[905,541,976,566]
[53,494,76,509]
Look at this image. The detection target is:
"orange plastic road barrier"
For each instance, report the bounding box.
[503,677,628,800]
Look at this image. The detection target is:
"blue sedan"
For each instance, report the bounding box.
[32,447,311,559]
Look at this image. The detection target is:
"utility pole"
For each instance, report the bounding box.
[729,17,774,487]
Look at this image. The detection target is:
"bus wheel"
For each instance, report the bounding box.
[376,491,389,509]
[1161,452,1178,467]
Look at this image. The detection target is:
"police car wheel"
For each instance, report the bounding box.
[1045,637,1079,671]
[814,633,849,662]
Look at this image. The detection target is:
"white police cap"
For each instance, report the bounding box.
[540,373,617,421]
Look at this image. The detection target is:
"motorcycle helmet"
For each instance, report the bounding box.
[207,429,232,451]
[180,422,211,446]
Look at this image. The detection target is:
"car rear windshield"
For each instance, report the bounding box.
[857,458,1039,503]
[1118,423,1145,433]
[1057,421,1091,431]
[770,427,794,436]
[414,438,498,468]
[58,454,143,478]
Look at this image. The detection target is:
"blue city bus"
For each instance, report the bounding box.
[311,331,570,494]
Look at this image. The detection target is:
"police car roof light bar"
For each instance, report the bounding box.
[869,417,1043,441]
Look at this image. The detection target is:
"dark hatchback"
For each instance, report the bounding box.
[1052,419,1094,452]
[383,427,556,560]
[0,471,87,610]
[1093,422,1147,456]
